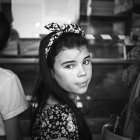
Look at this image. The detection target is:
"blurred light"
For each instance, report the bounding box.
[76,95,80,100]
[101,34,112,40]
[118,35,125,40]
[35,22,40,27]
[86,34,95,39]
[32,103,38,108]
[26,95,32,101]
[86,96,91,100]
[77,101,83,108]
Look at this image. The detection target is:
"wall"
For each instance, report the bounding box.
[12,0,80,38]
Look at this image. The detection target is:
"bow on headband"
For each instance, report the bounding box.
[44,23,85,58]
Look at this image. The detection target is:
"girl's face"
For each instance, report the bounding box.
[52,46,92,95]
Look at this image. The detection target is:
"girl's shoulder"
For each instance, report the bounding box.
[39,103,75,121]
[44,103,72,114]
[34,104,79,140]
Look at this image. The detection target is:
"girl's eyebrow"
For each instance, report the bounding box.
[84,55,91,60]
[61,55,91,65]
[61,60,75,65]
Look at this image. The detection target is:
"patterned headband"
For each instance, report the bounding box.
[44,23,85,58]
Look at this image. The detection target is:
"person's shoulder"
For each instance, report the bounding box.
[45,103,73,115]
[0,67,17,84]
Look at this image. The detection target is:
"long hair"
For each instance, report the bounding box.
[0,12,10,51]
[31,32,92,140]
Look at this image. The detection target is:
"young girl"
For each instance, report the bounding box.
[31,23,93,140]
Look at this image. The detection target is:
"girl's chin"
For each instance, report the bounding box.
[68,86,88,95]
[75,88,88,95]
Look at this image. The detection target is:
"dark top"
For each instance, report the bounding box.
[32,103,79,140]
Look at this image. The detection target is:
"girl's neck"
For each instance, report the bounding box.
[46,95,59,107]
[46,93,78,107]
[69,93,78,105]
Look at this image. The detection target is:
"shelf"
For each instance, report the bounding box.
[0,57,38,64]
[91,58,135,65]
[0,57,136,65]
[79,15,128,22]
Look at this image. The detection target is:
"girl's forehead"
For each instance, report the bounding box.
[56,46,89,60]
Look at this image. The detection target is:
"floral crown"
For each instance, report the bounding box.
[44,23,85,58]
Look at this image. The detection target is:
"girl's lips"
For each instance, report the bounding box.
[76,80,88,87]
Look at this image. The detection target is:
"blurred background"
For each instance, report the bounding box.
[0,0,140,139]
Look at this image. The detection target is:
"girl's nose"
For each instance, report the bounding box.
[78,65,87,77]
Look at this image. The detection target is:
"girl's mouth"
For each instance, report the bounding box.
[76,80,88,88]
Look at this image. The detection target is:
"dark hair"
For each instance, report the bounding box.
[31,32,92,140]
[0,12,10,51]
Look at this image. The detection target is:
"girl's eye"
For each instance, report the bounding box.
[83,59,91,65]
[65,64,74,69]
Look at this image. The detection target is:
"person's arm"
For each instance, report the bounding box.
[4,116,21,140]
[1,72,28,140]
